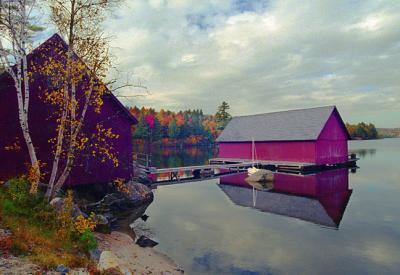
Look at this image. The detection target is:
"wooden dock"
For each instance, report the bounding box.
[210,156,358,173]
[135,155,358,184]
[137,161,257,183]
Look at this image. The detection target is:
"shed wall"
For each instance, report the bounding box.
[316,111,348,164]
[218,141,317,163]
[0,75,27,180]
[0,46,134,185]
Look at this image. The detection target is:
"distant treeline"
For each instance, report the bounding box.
[377,128,400,138]
[346,122,379,140]
[128,106,220,146]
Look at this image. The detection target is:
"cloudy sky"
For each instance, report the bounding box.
[42,0,400,127]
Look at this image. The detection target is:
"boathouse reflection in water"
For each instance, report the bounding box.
[218,168,352,228]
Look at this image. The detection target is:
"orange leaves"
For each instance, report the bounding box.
[28,161,43,194]
[57,190,75,240]
[175,113,185,127]
[114,178,130,195]
[203,119,219,138]
[184,135,202,145]
[74,214,97,234]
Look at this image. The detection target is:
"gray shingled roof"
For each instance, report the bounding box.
[218,184,339,228]
[217,106,337,142]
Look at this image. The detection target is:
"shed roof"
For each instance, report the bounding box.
[218,184,347,228]
[0,33,137,125]
[217,106,347,142]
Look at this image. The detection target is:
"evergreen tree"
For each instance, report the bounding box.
[215,101,232,130]
[168,119,178,138]
[151,117,162,142]
[134,114,148,139]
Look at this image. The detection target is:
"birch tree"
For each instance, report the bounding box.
[42,0,121,199]
[0,0,42,192]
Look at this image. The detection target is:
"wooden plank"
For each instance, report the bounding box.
[154,162,256,174]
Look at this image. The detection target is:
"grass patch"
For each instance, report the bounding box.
[0,177,96,269]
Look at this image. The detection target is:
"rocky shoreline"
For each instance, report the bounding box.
[0,231,183,274]
[96,231,183,274]
[0,181,184,274]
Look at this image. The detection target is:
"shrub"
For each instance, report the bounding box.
[2,199,31,217]
[78,230,98,251]
[7,177,30,204]
[57,190,75,241]
[0,177,97,268]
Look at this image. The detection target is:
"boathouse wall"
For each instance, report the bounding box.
[315,110,348,164]
[218,141,317,164]
[0,34,137,185]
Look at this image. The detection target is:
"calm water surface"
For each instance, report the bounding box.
[131,139,400,274]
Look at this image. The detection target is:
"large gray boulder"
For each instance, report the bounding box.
[83,181,153,215]
[49,197,88,218]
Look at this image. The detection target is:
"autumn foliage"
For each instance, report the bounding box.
[346,122,379,140]
[129,106,220,146]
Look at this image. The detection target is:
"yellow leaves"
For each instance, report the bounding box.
[74,214,97,234]
[57,190,75,240]
[114,178,130,195]
[30,44,120,172]
[28,161,41,194]
[89,124,120,167]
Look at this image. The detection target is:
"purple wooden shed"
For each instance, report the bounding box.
[217,106,350,165]
[0,34,137,185]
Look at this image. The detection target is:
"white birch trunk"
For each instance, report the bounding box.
[50,82,94,198]
[45,84,69,199]
[0,0,41,180]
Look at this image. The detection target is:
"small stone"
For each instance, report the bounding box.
[136,236,158,248]
[141,214,149,221]
[56,264,69,273]
[49,197,64,209]
[89,248,102,262]
[96,214,108,225]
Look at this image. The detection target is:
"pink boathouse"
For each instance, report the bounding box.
[216,106,351,167]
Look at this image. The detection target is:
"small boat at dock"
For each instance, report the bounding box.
[247,138,260,176]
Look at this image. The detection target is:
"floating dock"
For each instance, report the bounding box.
[134,155,358,184]
[209,156,358,173]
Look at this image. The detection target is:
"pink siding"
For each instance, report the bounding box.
[218,141,317,163]
[218,109,349,165]
[219,169,351,225]
[316,111,348,164]
[220,169,349,197]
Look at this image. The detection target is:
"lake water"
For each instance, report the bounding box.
[134,145,217,168]
[131,139,400,274]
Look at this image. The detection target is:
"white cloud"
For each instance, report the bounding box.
[103,0,400,127]
[348,14,386,32]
